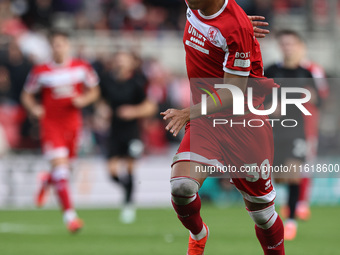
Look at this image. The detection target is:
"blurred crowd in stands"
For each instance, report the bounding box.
[0,0,338,156]
[0,0,337,33]
[0,0,194,155]
[0,34,191,155]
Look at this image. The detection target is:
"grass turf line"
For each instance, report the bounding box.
[0,206,339,255]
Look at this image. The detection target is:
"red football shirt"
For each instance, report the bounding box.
[24,58,99,128]
[184,0,271,115]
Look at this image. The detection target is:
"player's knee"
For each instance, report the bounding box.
[248,203,278,230]
[171,177,199,196]
[108,158,119,175]
[170,177,199,205]
[51,157,69,168]
[51,164,69,182]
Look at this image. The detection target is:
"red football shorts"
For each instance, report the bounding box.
[41,121,80,160]
[173,112,276,204]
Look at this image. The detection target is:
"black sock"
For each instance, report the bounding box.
[111,175,120,183]
[121,174,133,204]
[288,184,300,219]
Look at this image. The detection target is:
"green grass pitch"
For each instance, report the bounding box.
[0,205,339,255]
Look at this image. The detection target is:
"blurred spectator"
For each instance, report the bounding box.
[0,65,26,149]
[0,122,9,156]
[5,40,32,104]
[274,0,308,14]
[3,0,327,34]
[0,0,337,156]
[22,0,53,29]
[0,66,10,102]
[54,0,82,13]
[0,0,27,37]
[237,0,257,15]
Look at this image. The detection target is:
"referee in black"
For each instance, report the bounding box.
[100,51,157,223]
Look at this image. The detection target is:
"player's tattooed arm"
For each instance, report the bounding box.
[161,73,248,137]
[248,16,270,38]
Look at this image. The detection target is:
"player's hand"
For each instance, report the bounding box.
[30,105,45,119]
[72,96,88,108]
[248,16,270,38]
[161,108,190,137]
[117,105,137,121]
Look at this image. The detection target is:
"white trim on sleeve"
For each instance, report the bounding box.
[223,67,250,77]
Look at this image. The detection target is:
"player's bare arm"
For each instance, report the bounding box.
[21,91,45,119]
[117,99,158,121]
[161,73,247,137]
[72,85,100,108]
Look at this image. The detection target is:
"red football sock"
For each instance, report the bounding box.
[53,179,72,211]
[255,215,285,255]
[51,166,73,212]
[298,178,311,202]
[171,194,203,235]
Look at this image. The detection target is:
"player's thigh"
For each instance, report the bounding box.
[171,161,209,187]
[231,160,275,206]
[41,124,70,164]
[227,117,275,205]
[172,119,223,187]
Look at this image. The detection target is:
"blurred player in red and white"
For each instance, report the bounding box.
[298,45,329,221]
[266,31,328,227]
[21,30,100,233]
[161,0,285,254]
[265,30,321,240]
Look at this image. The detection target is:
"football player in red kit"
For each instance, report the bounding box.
[161,0,285,254]
[21,31,100,233]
